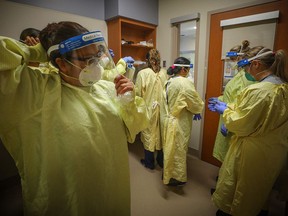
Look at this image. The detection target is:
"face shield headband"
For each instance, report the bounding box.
[47,31,105,56]
[172,63,193,69]
[226,51,244,58]
[237,50,273,68]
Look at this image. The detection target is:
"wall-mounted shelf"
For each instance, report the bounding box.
[107,17,157,63]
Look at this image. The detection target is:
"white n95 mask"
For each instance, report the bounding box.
[63,58,103,86]
[79,63,103,86]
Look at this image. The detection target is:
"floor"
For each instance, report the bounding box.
[129,139,287,216]
[0,138,286,216]
[129,139,219,216]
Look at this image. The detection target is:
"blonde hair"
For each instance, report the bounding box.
[147,49,161,73]
[243,46,288,82]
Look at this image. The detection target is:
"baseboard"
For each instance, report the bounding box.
[188,147,200,158]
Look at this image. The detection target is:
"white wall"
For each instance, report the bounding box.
[157,0,274,152]
[0,1,107,40]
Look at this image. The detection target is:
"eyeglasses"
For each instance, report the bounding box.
[69,56,99,66]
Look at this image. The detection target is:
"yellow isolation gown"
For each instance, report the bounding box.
[213,69,255,162]
[135,67,167,152]
[101,58,127,81]
[212,81,288,215]
[161,76,204,184]
[0,36,149,216]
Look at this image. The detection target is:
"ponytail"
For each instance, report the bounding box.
[271,50,288,82]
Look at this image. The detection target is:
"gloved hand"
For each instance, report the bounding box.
[208,97,220,112]
[193,113,202,121]
[220,124,228,137]
[109,49,115,58]
[208,103,216,112]
[214,101,227,114]
[123,56,135,63]
[123,56,135,68]
[208,97,219,104]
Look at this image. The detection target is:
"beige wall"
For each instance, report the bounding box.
[157,0,275,152]
[0,1,107,40]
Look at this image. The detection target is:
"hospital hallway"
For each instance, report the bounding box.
[0,137,287,216]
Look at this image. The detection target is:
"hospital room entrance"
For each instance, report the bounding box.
[202,0,288,166]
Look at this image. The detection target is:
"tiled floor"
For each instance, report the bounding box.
[0,139,286,216]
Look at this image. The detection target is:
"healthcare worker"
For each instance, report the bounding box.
[161,57,204,186]
[209,41,254,194]
[135,49,167,170]
[211,40,253,164]
[0,21,149,216]
[209,46,288,216]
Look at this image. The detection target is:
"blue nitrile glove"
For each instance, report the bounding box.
[220,124,228,137]
[208,97,220,112]
[214,101,227,114]
[193,113,202,121]
[208,103,216,112]
[109,49,115,58]
[208,97,219,104]
[123,56,135,68]
[123,56,134,63]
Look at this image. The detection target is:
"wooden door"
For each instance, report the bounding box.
[202,0,288,166]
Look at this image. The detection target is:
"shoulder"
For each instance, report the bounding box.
[240,82,276,102]
[169,77,187,88]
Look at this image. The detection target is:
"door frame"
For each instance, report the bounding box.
[202,0,288,166]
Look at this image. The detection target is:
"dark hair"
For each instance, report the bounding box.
[167,66,173,76]
[39,21,88,67]
[169,57,190,76]
[20,28,40,41]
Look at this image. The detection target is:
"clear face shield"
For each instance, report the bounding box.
[173,63,194,79]
[236,50,273,82]
[224,51,243,77]
[48,31,117,86]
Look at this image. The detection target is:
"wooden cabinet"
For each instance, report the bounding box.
[106,17,157,64]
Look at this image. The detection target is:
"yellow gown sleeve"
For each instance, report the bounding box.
[118,90,149,143]
[0,37,49,134]
[223,83,273,136]
[0,37,47,71]
[101,58,127,81]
